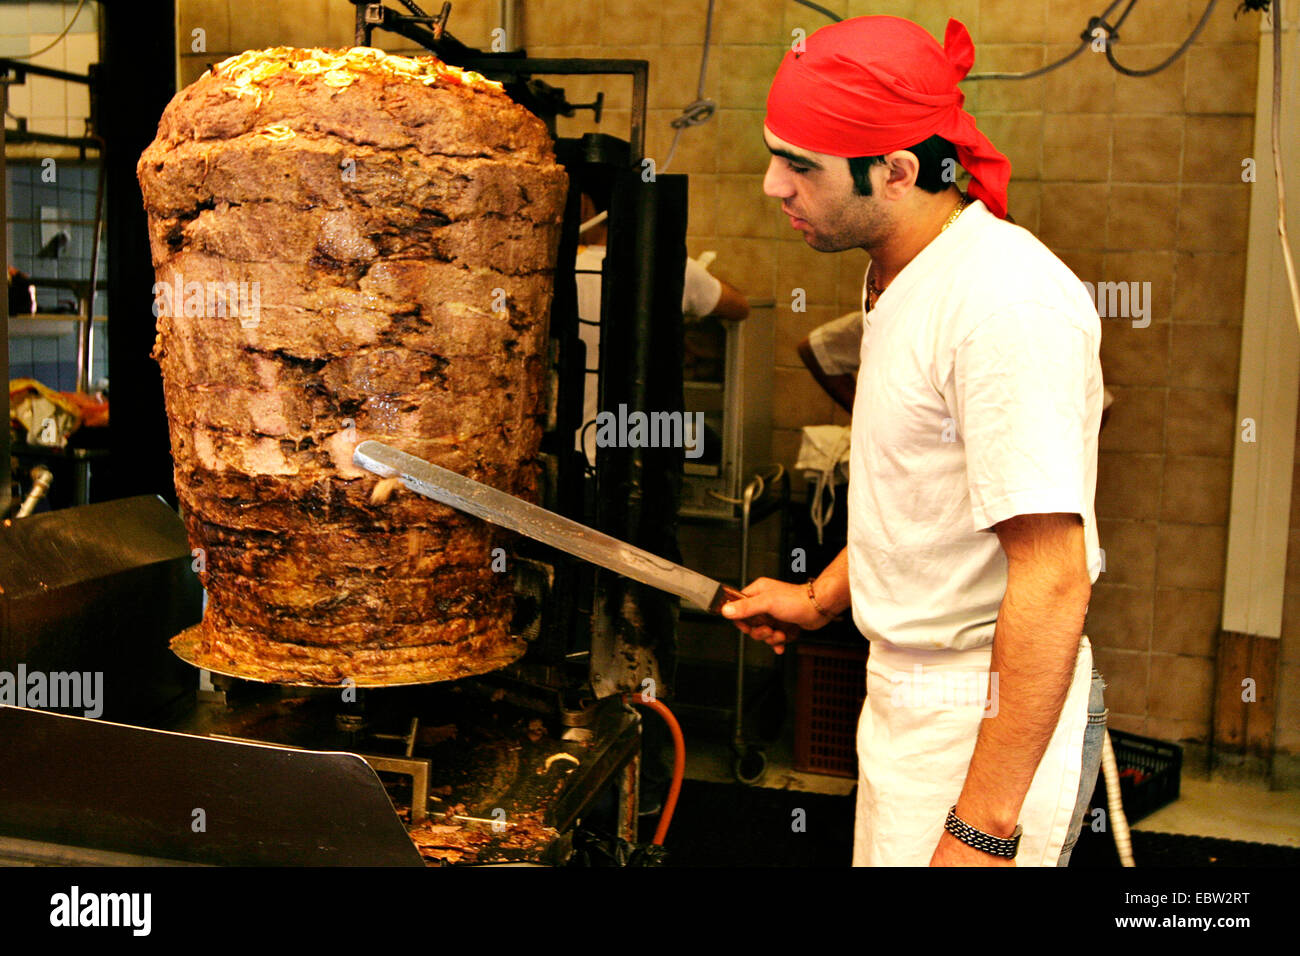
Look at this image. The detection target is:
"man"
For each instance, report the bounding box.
[721,16,1107,867]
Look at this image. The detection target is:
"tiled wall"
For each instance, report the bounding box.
[176,0,500,85]
[524,0,1273,751]
[4,2,107,390]
[156,1,1283,753]
[0,1,99,144]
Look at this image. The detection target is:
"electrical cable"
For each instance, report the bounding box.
[9,0,88,60]
[662,0,717,173]
[967,0,1128,80]
[967,0,1213,81]
[1105,0,1219,76]
[706,463,785,506]
[791,0,843,22]
[628,693,685,846]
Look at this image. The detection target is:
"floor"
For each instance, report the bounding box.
[672,725,1300,850]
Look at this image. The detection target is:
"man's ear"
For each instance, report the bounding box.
[881,150,921,194]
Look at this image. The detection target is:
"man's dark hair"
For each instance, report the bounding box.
[847,135,959,196]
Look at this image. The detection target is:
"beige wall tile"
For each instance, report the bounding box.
[1153,587,1221,657]
[1197,2,1264,44]
[704,236,776,299]
[1039,183,1109,250]
[836,249,871,309]
[1108,713,1148,735]
[1099,385,1166,453]
[1092,647,1149,715]
[771,426,804,473]
[1156,522,1227,590]
[784,1,852,41]
[1042,114,1110,182]
[27,75,65,119]
[715,174,777,239]
[649,45,718,111]
[178,56,211,88]
[1183,115,1255,183]
[1085,583,1154,650]
[913,0,979,45]
[1184,44,1257,114]
[1096,518,1158,587]
[772,367,835,429]
[1096,452,1163,520]
[980,0,1046,43]
[979,113,1043,180]
[646,108,718,173]
[227,0,333,51]
[1146,653,1214,722]
[180,0,231,57]
[1112,115,1183,183]
[1145,716,1209,744]
[1100,322,1169,388]
[775,305,841,367]
[1164,387,1236,457]
[1168,324,1242,392]
[1103,250,1176,324]
[687,172,718,238]
[1173,252,1245,325]
[717,43,786,111]
[602,0,662,47]
[1006,180,1041,233]
[1056,250,1105,284]
[1160,455,1231,525]
[1108,184,1179,250]
[714,0,785,45]
[1177,184,1250,252]
[969,45,1045,113]
[661,0,711,45]
[1044,44,1115,114]
[1114,47,1187,114]
[715,109,769,174]
[776,237,840,306]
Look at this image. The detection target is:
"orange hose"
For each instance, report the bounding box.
[628,693,685,846]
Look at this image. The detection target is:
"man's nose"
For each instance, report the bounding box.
[762,158,790,198]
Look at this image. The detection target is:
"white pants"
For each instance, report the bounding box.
[853,636,1093,866]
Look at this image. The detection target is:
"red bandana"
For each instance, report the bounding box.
[765,16,1011,220]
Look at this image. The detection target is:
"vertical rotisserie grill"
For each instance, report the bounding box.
[136,47,568,685]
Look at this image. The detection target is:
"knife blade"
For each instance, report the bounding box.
[353,440,746,615]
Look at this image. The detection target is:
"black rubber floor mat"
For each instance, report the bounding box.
[645,779,855,866]
[1072,824,1300,867]
[648,780,1298,867]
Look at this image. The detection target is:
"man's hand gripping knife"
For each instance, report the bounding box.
[720,549,851,654]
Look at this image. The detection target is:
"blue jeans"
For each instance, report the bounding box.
[1057,668,1107,866]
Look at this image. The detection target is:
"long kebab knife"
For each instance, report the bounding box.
[353,440,768,621]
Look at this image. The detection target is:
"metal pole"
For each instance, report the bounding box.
[76,142,106,393]
[1,76,12,518]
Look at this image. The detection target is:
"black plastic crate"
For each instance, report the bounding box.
[1090,729,1183,825]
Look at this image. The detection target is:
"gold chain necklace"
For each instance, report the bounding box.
[867,193,968,308]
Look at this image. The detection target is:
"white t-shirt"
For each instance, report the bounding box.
[847,200,1104,652]
[574,245,723,463]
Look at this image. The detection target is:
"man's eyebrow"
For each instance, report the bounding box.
[765,144,823,169]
